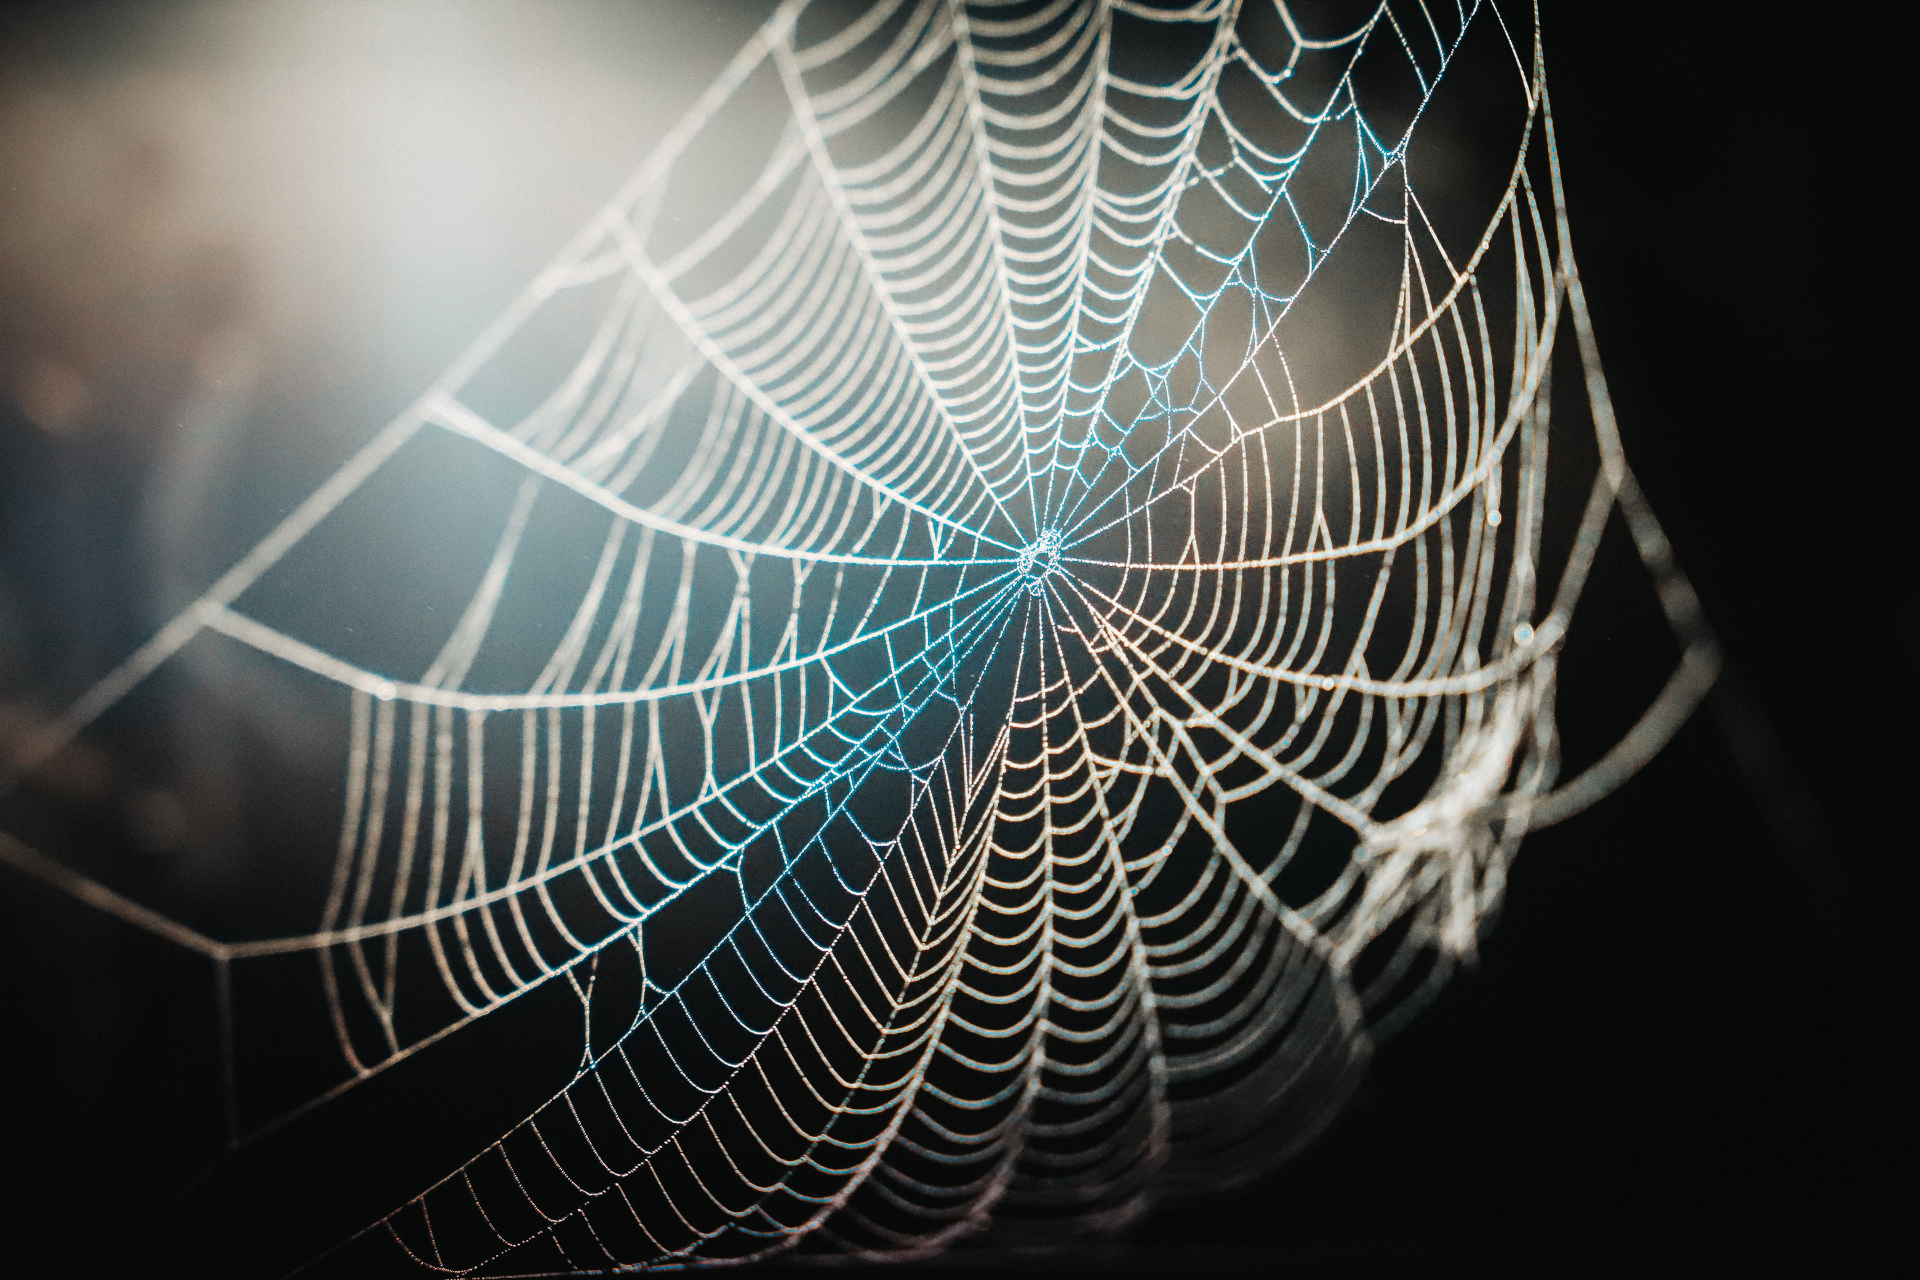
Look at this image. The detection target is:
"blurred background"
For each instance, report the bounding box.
[0,2,1907,1276]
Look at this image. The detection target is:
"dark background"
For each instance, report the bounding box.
[1,3,1907,1277]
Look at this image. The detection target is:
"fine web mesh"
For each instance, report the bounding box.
[0,0,1719,1272]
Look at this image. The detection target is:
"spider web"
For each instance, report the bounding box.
[0,0,1719,1272]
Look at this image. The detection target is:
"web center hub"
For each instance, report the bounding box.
[1017,528,1063,596]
